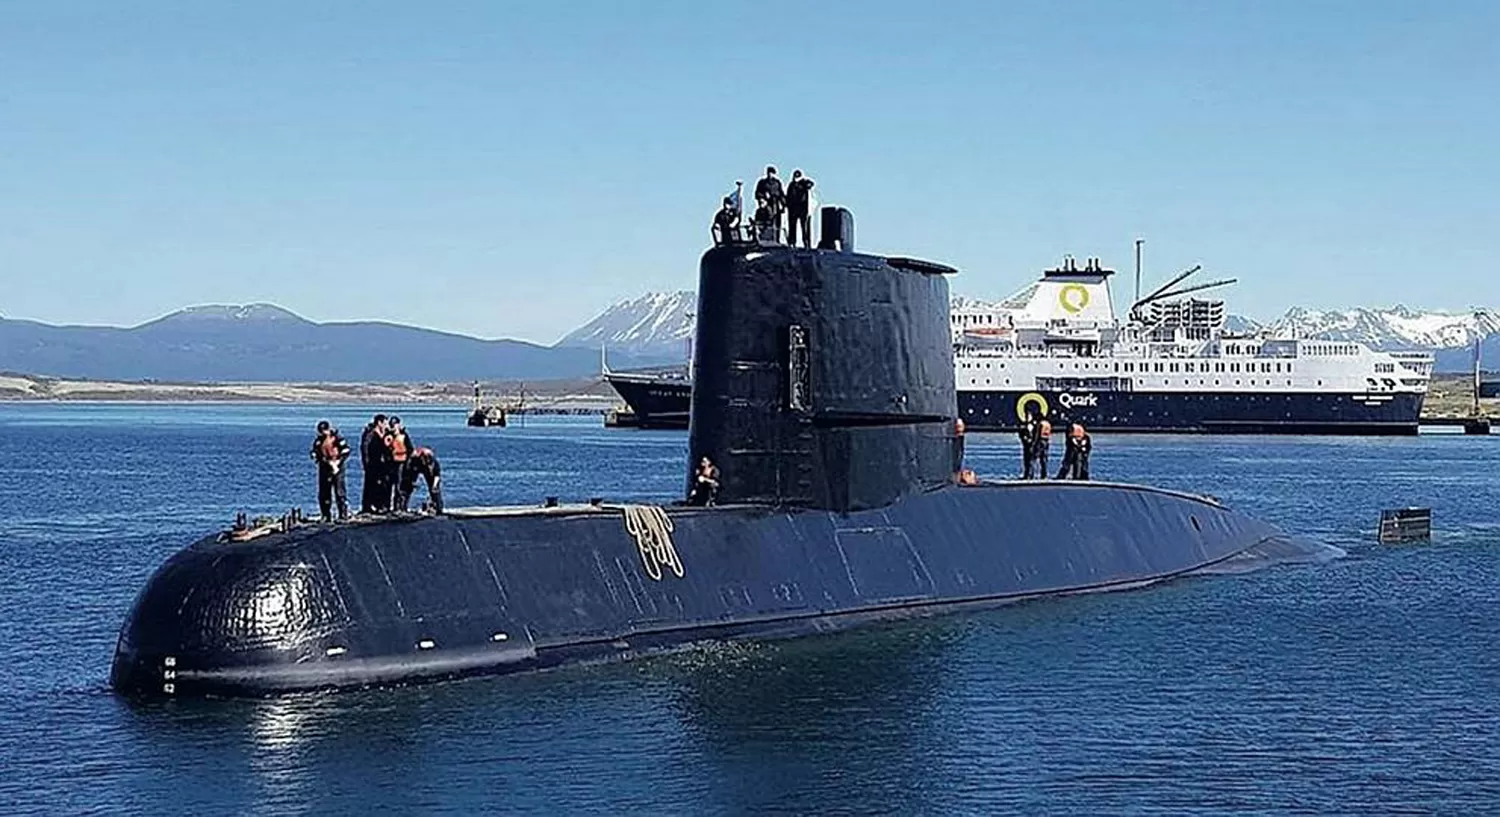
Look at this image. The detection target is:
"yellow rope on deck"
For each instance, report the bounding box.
[621,504,683,581]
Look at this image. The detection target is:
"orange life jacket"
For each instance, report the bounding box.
[387,433,409,462]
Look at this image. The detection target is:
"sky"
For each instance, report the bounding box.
[1,1,1497,344]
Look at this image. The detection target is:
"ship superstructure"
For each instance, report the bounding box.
[953,256,1433,433]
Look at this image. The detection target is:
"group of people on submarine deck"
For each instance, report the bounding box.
[1017,406,1092,481]
[712,165,817,248]
[309,413,443,522]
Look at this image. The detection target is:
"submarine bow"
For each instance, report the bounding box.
[113,206,1289,698]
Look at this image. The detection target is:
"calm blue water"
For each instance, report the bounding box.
[1,404,1498,815]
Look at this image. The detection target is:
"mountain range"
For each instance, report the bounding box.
[2,295,1494,384]
[563,292,1500,373]
[0,304,671,383]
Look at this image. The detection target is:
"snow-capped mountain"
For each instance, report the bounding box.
[555,290,696,360]
[1259,306,1500,351]
[562,291,1499,372]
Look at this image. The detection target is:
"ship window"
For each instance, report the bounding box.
[1170,363,1179,373]
[1154,363,1163,373]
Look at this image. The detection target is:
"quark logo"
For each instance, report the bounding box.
[1058,284,1091,314]
[1057,392,1098,409]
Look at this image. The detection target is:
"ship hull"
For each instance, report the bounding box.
[958,389,1425,434]
[603,373,691,429]
[111,481,1282,698]
[603,380,1426,435]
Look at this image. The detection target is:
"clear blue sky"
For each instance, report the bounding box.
[2,1,1496,343]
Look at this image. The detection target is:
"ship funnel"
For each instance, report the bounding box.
[689,209,959,512]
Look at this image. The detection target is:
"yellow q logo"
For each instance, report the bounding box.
[1016,392,1049,422]
[1058,284,1090,314]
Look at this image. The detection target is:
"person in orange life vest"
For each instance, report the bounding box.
[1056,422,1092,480]
[398,446,444,514]
[383,416,415,511]
[1033,413,1054,479]
[309,420,351,522]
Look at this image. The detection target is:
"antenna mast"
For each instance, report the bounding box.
[1134,238,1143,304]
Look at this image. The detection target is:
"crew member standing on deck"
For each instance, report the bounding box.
[399,446,444,514]
[755,165,785,236]
[360,414,390,513]
[1057,423,1092,480]
[785,169,815,248]
[1019,407,1040,479]
[310,420,351,522]
[384,416,414,510]
[1033,413,1053,479]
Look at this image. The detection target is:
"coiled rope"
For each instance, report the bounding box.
[621,504,683,581]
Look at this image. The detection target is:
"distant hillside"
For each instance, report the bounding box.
[0,303,667,383]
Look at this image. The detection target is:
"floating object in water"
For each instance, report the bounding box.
[1378,507,1432,544]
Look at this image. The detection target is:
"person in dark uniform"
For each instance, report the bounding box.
[785,169,815,248]
[754,165,784,233]
[384,416,414,511]
[712,196,740,245]
[360,414,389,513]
[1057,422,1092,480]
[398,446,444,514]
[1019,407,1040,479]
[688,456,720,506]
[1033,413,1053,479]
[752,195,779,243]
[310,420,351,522]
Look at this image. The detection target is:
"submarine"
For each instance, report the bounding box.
[112,206,1290,698]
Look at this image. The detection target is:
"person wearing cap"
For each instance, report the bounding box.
[383,416,415,511]
[398,446,444,514]
[754,165,785,234]
[712,196,740,245]
[785,169,815,248]
[360,413,390,513]
[309,420,352,522]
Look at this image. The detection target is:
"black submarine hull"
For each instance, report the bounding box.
[111,481,1281,697]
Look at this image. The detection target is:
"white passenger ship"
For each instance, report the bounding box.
[952,256,1433,433]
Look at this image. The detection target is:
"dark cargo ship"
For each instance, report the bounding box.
[112,206,1291,698]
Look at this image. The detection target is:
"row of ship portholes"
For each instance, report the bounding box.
[962,378,1323,388]
[965,392,1350,415]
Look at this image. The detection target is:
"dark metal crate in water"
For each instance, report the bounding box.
[1378,508,1432,543]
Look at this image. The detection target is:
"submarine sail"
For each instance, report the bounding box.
[111,206,1287,698]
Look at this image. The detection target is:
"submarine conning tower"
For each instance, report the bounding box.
[689,207,961,512]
